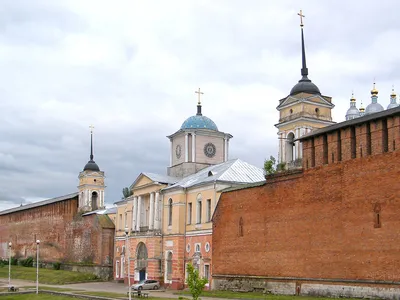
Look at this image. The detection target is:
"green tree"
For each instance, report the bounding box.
[186,263,208,300]
[122,187,133,199]
[264,155,276,175]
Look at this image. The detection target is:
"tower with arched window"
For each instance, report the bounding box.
[275,15,334,168]
[78,127,105,212]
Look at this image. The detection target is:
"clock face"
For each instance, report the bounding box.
[204,142,216,158]
[176,144,182,159]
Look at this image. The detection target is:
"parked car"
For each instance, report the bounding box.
[131,279,160,290]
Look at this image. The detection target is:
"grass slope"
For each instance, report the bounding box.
[0,265,100,284]
[0,294,76,300]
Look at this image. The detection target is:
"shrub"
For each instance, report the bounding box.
[20,256,34,267]
[53,262,61,270]
[10,257,18,265]
[186,263,208,300]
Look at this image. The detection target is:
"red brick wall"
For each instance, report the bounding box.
[213,151,400,282]
[0,198,78,261]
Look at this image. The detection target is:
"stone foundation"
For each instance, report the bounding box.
[212,276,400,299]
[61,264,113,281]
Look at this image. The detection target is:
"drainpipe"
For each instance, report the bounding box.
[182,187,188,289]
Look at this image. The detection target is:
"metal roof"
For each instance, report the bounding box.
[142,172,179,184]
[163,159,265,191]
[0,192,79,216]
[298,105,400,141]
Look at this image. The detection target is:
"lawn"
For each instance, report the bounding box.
[0,294,76,300]
[0,265,100,284]
[176,290,362,300]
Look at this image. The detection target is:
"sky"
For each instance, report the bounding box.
[1,0,400,210]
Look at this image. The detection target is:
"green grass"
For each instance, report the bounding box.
[22,286,82,292]
[0,294,76,300]
[0,265,101,284]
[78,291,126,297]
[176,290,361,300]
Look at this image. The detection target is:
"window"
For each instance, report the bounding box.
[239,217,244,237]
[116,261,120,278]
[204,264,210,281]
[206,199,212,222]
[205,242,210,253]
[168,199,173,226]
[166,252,173,279]
[195,243,201,253]
[119,214,123,230]
[186,244,191,253]
[188,203,192,224]
[124,212,128,229]
[374,203,381,228]
[196,194,202,224]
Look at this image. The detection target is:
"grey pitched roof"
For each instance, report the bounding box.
[142,172,179,184]
[129,172,179,190]
[298,105,400,141]
[163,159,265,191]
[0,192,79,216]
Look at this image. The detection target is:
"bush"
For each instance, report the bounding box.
[53,262,61,270]
[10,257,18,265]
[186,263,208,300]
[19,256,34,267]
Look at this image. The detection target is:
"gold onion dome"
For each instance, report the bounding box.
[391,88,396,98]
[371,82,378,95]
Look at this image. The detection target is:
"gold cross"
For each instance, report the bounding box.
[89,124,94,133]
[298,10,305,27]
[195,88,204,105]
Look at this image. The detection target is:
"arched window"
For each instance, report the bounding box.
[91,191,98,210]
[196,194,202,224]
[168,198,173,226]
[239,217,244,237]
[166,252,173,279]
[286,132,295,162]
[136,242,148,270]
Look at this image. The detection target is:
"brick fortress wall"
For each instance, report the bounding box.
[212,112,400,298]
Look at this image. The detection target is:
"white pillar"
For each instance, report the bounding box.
[132,196,137,231]
[154,192,159,230]
[155,192,161,229]
[149,193,155,230]
[192,133,196,162]
[185,133,189,162]
[170,139,173,166]
[224,138,228,162]
[136,196,142,231]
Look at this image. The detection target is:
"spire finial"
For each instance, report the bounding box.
[351,91,356,101]
[297,10,308,79]
[89,125,94,161]
[298,10,305,27]
[391,85,396,98]
[195,88,204,116]
[371,80,378,96]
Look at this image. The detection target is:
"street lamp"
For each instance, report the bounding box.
[36,240,40,294]
[8,242,12,287]
[125,227,131,300]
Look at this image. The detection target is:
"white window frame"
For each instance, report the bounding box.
[206,199,211,222]
[196,194,202,224]
[116,260,120,278]
[195,243,201,253]
[204,264,210,281]
[205,242,210,253]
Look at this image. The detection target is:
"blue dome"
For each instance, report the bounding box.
[181,115,218,131]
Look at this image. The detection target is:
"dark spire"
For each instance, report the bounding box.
[83,125,100,172]
[300,27,309,80]
[90,125,94,161]
[289,10,320,96]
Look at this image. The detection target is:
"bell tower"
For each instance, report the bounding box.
[78,125,105,212]
[275,10,335,169]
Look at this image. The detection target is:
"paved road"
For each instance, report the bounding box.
[0,279,225,300]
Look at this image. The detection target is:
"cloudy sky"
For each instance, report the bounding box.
[0,0,399,210]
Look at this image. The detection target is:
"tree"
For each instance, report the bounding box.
[264,155,276,175]
[122,187,133,199]
[186,263,208,300]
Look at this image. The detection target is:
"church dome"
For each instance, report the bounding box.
[387,102,399,109]
[83,160,100,172]
[365,102,384,115]
[181,115,218,131]
[345,106,360,120]
[290,77,321,96]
